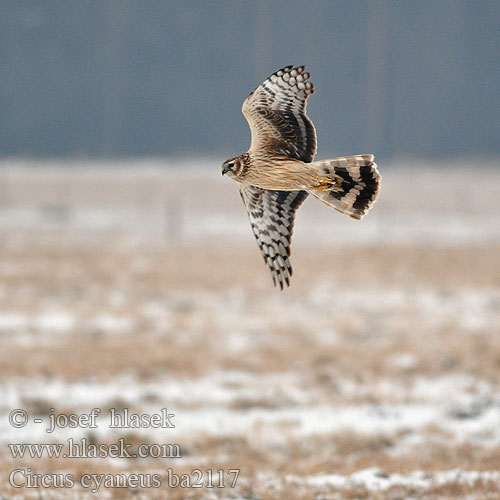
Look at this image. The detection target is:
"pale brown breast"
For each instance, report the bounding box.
[239,154,314,191]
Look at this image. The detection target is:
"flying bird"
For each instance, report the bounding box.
[222,65,381,289]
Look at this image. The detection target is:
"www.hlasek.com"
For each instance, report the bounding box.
[9,438,181,459]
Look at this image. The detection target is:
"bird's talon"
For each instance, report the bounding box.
[314,176,337,191]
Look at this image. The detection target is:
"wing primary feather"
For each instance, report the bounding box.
[242,65,317,163]
[239,186,308,289]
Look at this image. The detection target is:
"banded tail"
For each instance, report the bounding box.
[307,154,381,220]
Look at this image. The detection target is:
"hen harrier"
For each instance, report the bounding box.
[222,65,381,289]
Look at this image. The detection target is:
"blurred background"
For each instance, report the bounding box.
[1,0,499,160]
[1,2,500,499]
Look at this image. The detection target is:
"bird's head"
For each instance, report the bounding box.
[222,156,244,178]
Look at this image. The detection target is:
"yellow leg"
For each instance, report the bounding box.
[313,175,339,191]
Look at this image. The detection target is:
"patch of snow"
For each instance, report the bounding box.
[284,467,500,492]
[0,313,28,331]
[1,372,500,448]
[84,315,134,334]
[36,313,75,333]
[389,352,417,370]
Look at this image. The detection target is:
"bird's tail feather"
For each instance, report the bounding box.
[307,154,381,220]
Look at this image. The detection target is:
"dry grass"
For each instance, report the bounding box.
[1,163,500,498]
[0,237,499,499]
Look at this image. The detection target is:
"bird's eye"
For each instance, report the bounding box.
[227,162,235,169]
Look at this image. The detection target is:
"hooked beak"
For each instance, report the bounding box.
[221,165,228,176]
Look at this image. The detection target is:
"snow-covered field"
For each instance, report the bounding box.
[0,160,499,499]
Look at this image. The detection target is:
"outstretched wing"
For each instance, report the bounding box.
[239,185,308,289]
[242,65,317,163]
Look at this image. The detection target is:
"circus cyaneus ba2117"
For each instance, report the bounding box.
[222,65,381,289]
